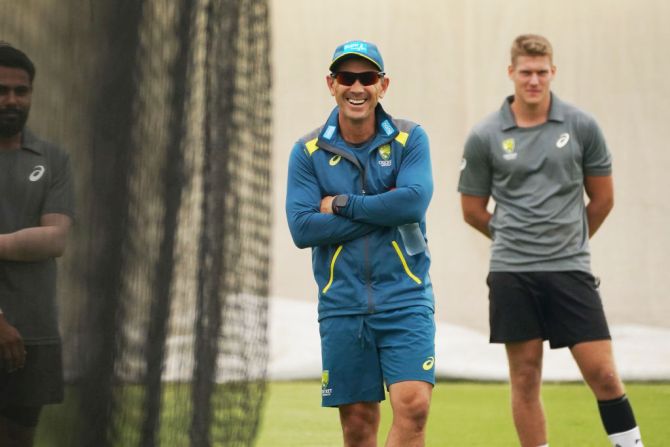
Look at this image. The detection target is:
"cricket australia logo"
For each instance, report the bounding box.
[501,138,517,160]
[29,165,46,181]
[378,144,392,167]
[344,42,367,53]
[321,370,332,397]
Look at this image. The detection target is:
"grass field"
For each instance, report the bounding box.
[256,381,669,446]
[35,381,669,446]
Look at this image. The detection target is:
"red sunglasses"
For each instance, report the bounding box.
[330,71,385,86]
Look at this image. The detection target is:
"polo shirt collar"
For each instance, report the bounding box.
[500,92,565,130]
[21,128,44,155]
[318,104,399,150]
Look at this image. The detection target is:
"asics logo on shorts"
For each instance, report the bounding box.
[422,356,435,371]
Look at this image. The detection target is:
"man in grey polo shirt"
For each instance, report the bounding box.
[0,43,75,447]
[458,34,643,447]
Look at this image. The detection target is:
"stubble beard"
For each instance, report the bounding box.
[0,107,29,138]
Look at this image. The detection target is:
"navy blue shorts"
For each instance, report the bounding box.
[319,305,435,407]
[487,271,611,349]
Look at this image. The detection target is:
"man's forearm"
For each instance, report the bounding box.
[0,225,69,261]
[465,211,492,239]
[586,200,613,237]
[461,194,492,239]
[288,210,378,248]
[341,187,431,227]
[584,175,614,238]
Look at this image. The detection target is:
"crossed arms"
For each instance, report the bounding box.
[286,128,433,248]
[0,212,72,371]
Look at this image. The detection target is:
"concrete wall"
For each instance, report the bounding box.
[270,0,670,332]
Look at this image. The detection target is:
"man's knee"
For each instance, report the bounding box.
[511,364,543,400]
[583,364,624,397]
[506,340,544,399]
[404,406,430,434]
[339,403,379,445]
[571,340,624,398]
[390,383,432,430]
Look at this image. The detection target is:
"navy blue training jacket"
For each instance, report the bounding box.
[286,104,434,320]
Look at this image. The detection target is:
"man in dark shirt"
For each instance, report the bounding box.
[0,43,75,447]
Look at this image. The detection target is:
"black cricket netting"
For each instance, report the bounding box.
[2,0,272,445]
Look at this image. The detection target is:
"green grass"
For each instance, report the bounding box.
[35,381,669,446]
[255,381,670,446]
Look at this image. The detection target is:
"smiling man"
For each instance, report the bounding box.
[0,43,75,447]
[458,34,644,447]
[286,40,435,447]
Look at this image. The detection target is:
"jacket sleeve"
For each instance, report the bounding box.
[285,142,377,248]
[337,126,433,226]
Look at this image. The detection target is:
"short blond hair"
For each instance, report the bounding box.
[510,34,553,65]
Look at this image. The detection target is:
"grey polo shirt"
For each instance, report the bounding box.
[458,94,611,272]
[0,129,75,344]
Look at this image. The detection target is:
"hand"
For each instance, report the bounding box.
[320,196,335,214]
[0,314,26,372]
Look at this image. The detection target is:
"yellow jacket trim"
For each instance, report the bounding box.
[395,131,409,146]
[391,241,422,284]
[322,245,343,293]
[305,138,319,155]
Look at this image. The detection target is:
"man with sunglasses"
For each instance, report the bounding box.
[458,34,643,447]
[0,44,75,447]
[286,40,435,446]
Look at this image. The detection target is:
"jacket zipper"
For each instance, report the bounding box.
[317,140,373,312]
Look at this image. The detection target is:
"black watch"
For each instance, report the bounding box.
[332,194,349,215]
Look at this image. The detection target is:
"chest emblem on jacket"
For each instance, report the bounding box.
[378,144,392,167]
[329,155,341,166]
[29,165,46,182]
[501,138,517,160]
[556,132,570,148]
